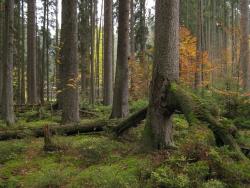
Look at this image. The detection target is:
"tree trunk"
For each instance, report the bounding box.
[21,0,26,104]
[194,0,203,89]
[239,0,250,90]
[61,0,80,123]
[143,0,179,150]
[110,0,130,118]
[103,0,113,105]
[90,0,96,105]
[27,0,38,105]
[130,0,135,60]
[2,0,15,125]
[0,2,4,108]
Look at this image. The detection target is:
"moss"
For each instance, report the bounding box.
[22,159,79,188]
[68,157,152,188]
[202,180,226,188]
[0,140,27,164]
[151,166,190,188]
[130,99,148,113]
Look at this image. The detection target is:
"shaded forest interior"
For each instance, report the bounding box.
[0,0,250,187]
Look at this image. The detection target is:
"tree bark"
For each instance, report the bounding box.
[110,0,130,118]
[103,0,113,105]
[2,0,15,125]
[239,0,250,90]
[21,0,26,104]
[27,0,38,105]
[61,0,80,123]
[0,2,4,108]
[130,0,135,60]
[143,0,180,150]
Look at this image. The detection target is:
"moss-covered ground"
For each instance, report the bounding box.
[0,100,249,188]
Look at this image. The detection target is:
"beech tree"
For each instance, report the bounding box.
[60,0,80,123]
[144,0,180,149]
[111,0,130,118]
[2,0,15,125]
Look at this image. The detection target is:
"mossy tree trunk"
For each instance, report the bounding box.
[143,0,180,150]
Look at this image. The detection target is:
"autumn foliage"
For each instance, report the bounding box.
[129,26,213,99]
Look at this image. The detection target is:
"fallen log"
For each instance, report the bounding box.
[113,107,147,136]
[0,120,108,141]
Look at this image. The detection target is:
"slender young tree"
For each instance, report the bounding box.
[61,0,80,123]
[143,0,179,149]
[27,0,38,104]
[90,0,96,105]
[130,0,135,60]
[103,0,113,105]
[110,0,130,118]
[2,0,15,125]
[239,0,250,90]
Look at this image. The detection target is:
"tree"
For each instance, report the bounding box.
[110,0,130,118]
[239,0,250,90]
[2,0,15,125]
[0,1,4,107]
[61,0,80,123]
[103,0,113,105]
[79,0,91,99]
[21,0,26,104]
[90,0,96,105]
[27,0,38,104]
[143,0,179,149]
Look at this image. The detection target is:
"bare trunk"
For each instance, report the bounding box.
[103,0,113,105]
[61,0,80,123]
[239,0,250,90]
[144,0,179,149]
[2,0,15,125]
[21,0,26,104]
[110,0,130,118]
[27,0,38,104]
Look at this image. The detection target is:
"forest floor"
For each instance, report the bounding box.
[0,100,250,188]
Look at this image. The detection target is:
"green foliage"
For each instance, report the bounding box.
[234,117,250,129]
[69,157,152,188]
[129,99,148,113]
[208,148,250,186]
[23,161,78,188]
[151,166,190,188]
[179,125,215,161]
[185,161,210,185]
[202,180,225,188]
[0,141,27,164]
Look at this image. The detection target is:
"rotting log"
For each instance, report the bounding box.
[0,120,108,141]
[113,107,147,136]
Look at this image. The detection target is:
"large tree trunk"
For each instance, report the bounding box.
[27,0,38,105]
[21,0,26,104]
[239,0,250,90]
[143,0,180,150]
[2,0,15,125]
[0,2,4,109]
[110,0,130,118]
[103,0,113,106]
[61,0,80,123]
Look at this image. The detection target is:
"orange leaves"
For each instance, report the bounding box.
[180,26,212,87]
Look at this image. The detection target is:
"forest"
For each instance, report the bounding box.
[0,0,250,187]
